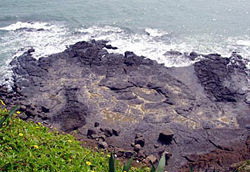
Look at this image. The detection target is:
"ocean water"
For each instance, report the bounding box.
[0,0,250,83]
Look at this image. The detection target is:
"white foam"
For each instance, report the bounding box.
[0,22,71,59]
[236,40,250,46]
[0,21,55,31]
[77,25,123,34]
[1,22,250,86]
[76,26,250,67]
[77,26,195,67]
[145,28,168,37]
[227,36,250,63]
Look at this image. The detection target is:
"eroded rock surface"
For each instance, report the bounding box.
[1,40,249,171]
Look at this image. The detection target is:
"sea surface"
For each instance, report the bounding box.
[0,0,250,84]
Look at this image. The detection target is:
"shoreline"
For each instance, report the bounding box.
[1,40,249,171]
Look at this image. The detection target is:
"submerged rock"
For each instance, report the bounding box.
[0,40,249,172]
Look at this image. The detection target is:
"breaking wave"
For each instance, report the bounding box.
[0,21,250,84]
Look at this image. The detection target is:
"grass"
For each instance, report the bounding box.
[1,101,248,172]
[0,102,149,172]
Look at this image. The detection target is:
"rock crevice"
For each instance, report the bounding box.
[0,40,249,171]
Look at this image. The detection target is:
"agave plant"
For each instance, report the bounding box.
[108,152,166,172]
[109,153,116,172]
[150,152,166,172]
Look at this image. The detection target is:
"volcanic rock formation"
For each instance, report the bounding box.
[1,40,249,172]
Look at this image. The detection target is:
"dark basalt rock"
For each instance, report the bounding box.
[94,122,100,127]
[194,56,236,102]
[135,136,145,147]
[112,129,120,136]
[87,129,97,139]
[134,144,142,152]
[188,52,200,60]
[101,128,113,137]
[158,129,174,145]
[0,40,249,172]
[180,131,250,172]
[164,50,182,56]
[98,141,108,149]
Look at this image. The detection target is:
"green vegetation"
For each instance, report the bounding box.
[150,153,166,172]
[1,100,248,172]
[108,152,166,172]
[237,160,250,172]
[0,101,149,172]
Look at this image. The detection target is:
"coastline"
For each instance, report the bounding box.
[1,40,249,171]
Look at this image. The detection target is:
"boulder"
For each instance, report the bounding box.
[98,141,108,149]
[87,129,97,138]
[135,137,145,147]
[134,144,142,152]
[101,128,113,137]
[94,122,100,127]
[189,52,199,60]
[146,155,157,164]
[112,129,120,136]
[158,129,174,145]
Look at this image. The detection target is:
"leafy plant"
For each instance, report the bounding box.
[108,153,134,172]
[109,153,116,172]
[150,164,156,172]
[108,152,166,172]
[151,152,166,172]
[0,105,19,128]
[123,156,134,172]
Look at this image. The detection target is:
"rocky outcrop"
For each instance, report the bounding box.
[0,40,249,171]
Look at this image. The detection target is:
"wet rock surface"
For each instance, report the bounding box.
[0,40,249,171]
